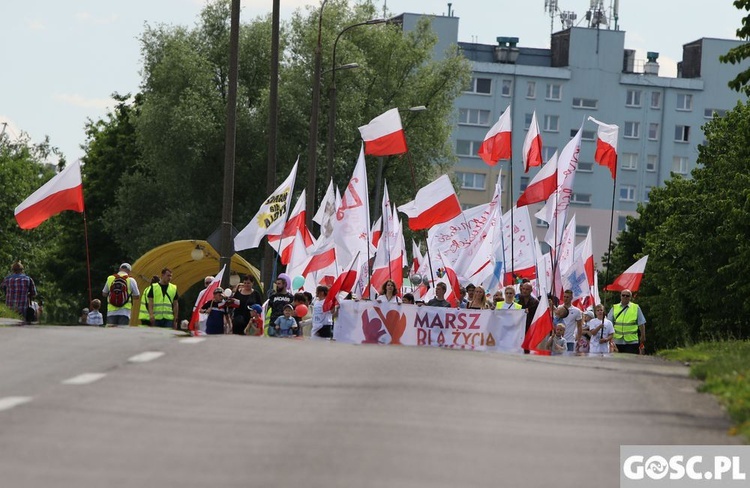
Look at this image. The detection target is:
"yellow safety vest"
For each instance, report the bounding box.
[151,283,177,320]
[139,285,152,321]
[612,303,640,343]
[496,301,522,310]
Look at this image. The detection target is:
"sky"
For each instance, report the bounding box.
[0,0,744,163]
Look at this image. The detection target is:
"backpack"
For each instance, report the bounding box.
[108,274,130,307]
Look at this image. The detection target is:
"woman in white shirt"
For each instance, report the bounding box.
[376,280,401,304]
[587,304,615,354]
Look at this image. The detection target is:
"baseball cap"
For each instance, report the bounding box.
[584,310,595,319]
[120,263,132,272]
[250,304,262,314]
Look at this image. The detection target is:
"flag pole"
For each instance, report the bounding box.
[508,160,515,284]
[82,211,93,305]
[603,166,618,300]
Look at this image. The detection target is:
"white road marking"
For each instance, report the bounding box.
[179,337,206,344]
[128,351,165,363]
[62,373,107,385]
[0,396,32,412]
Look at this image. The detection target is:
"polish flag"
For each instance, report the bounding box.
[334,146,371,269]
[397,175,461,230]
[604,255,649,292]
[371,215,382,249]
[15,160,85,229]
[575,228,595,288]
[267,189,314,265]
[188,265,226,334]
[323,253,360,312]
[522,111,543,172]
[516,151,558,208]
[371,183,404,292]
[478,106,511,166]
[410,240,422,276]
[235,159,298,251]
[358,108,408,156]
[588,116,618,179]
[302,237,336,276]
[521,285,553,354]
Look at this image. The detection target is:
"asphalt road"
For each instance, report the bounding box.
[0,324,740,488]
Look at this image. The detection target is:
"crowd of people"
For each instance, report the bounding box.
[2,260,647,355]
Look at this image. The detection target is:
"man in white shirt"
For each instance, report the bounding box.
[560,289,582,352]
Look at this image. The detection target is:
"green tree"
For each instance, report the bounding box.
[721,0,750,95]
[605,101,750,349]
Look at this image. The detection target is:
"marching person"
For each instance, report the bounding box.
[607,289,647,354]
[148,267,179,329]
[102,263,140,327]
[1,261,37,324]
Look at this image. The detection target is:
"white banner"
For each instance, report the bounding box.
[334,301,526,353]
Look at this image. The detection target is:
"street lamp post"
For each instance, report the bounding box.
[326,18,388,184]
[305,0,328,231]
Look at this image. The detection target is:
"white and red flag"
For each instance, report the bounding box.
[516,151,558,208]
[536,127,583,251]
[397,175,461,231]
[522,111,543,172]
[588,116,618,179]
[15,160,85,229]
[188,265,226,334]
[313,180,338,241]
[358,108,408,156]
[478,106,511,166]
[501,205,537,283]
[521,284,553,355]
[333,146,371,269]
[605,255,649,292]
[235,159,298,251]
[267,189,315,265]
[410,240,423,276]
[323,253,361,312]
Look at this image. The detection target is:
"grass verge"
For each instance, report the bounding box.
[0,303,22,320]
[659,341,750,443]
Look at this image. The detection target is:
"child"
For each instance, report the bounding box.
[202,289,229,335]
[87,299,104,326]
[311,285,333,339]
[576,309,594,354]
[274,304,298,337]
[547,323,567,354]
[244,304,264,336]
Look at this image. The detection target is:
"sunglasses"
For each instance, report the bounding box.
[621,294,631,297]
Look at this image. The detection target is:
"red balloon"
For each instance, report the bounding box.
[295,304,309,317]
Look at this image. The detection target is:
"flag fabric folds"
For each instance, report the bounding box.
[188,265,226,334]
[235,159,298,251]
[517,151,558,208]
[604,255,649,292]
[397,175,461,231]
[521,285,553,354]
[267,189,314,265]
[358,108,408,156]
[14,160,85,229]
[478,106,511,166]
[522,111,543,172]
[588,116,618,179]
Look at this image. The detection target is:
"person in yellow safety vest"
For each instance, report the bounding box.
[497,286,523,310]
[147,267,179,329]
[607,288,647,354]
[102,263,140,327]
[139,276,160,326]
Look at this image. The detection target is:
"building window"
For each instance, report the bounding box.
[571,129,596,141]
[456,139,483,157]
[456,172,486,190]
[650,91,661,109]
[621,152,638,170]
[676,93,693,111]
[544,115,559,132]
[578,161,594,172]
[704,108,727,118]
[458,108,491,126]
[646,155,658,172]
[618,216,628,232]
[619,185,636,201]
[466,77,492,94]
[644,186,653,203]
[624,121,640,139]
[575,225,590,236]
[461,203,476,211]
[672,156,689,175]
[674,125,690,143]
[524,113,533,130]
[536,218,549,228]
[526,81,536,99]
[520,176,529,191]
[572,98,598,109]
[542,146,557,161]
[648,123,659,141]
[501,79,512,97]
[571,193,592,205]
[545,83,562,101]
[626,89,642,107]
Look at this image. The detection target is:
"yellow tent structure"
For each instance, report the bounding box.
[127,239,261,325]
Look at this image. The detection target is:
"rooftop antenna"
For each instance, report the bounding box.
[544,0,558,37]
[447,3,453,17]
[612,0,620,30]
[586,0,608,29]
